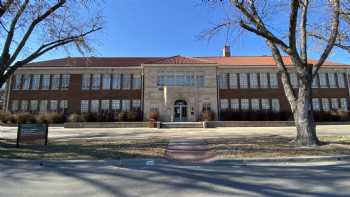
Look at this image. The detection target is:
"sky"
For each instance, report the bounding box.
[39,0,350,64]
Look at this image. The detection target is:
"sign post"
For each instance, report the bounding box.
[16,124,48,148]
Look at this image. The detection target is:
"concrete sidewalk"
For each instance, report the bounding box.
[1,159,350,197]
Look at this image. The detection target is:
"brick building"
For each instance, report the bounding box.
[4,47,350,121]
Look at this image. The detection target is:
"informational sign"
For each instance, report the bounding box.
[16,124,48,147]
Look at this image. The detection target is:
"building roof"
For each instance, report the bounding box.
[144,55,216,64]
[23,55,345,68]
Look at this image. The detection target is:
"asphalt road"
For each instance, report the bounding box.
[1,159,350,197]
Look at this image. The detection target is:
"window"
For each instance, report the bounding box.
[150,104,158,113]
[271,99,280,112]
[102,74,111,90]
[259,72,268,88]
[30,100,38,112]
[157,74,165,86]
[251,98,260,111]
[202,103,211,112]
[312,75,319,88]
[312,98,320,111]
[196,75,205,87]
[91,100,99,112]
[21,74,31,90]
[331,98,339,110]
[21,100,28,112]
[13,75,22,90]
[337,73,346,88]
[31,74,40,90]
[328,73,337,88]
[340,98,349,111]
[290,73,298,88]
[61,74,70,90]
[269,73,278,88]
[112,74,121,89]
[122,100,130,112]
[240,99,249,111]
[60,100,68,112]
[81,100,89,113]
[39,100,48,112]
[11,100,19,112]
[220,99,229,110]
[321,98,330,111]
[91,74,101,90]
[261,99,270,110]
[219,73,228,89]
[51,74,60,90]
[132,99,141,110]
[50,100,58,111]
[41,74,50,90]
[230,99,239,110]
[101,100,110,111]
[111,100,120,111]
[132,74,141,89]
[82,74,91,90]
[249,73,258,88]
[319,73,328,88]
[122,74,131,89]
[239,73,248,88]
[229,73,238,89]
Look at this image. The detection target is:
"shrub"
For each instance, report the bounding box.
[15,113,36,124]
[126,111,141,121]
[0,112,13,123]
[148,111,159,121]
[68,113,83,122]
[83,113,98,122]
[201,111,215,121]
[117,112,127,121]
[36,112,65,124]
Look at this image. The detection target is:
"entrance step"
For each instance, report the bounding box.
[160,122,204,128]
[165,139,216,162]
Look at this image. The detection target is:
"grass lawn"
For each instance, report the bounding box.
[0,138,168,160]
[208,135,350,159]
[1,135,350,160]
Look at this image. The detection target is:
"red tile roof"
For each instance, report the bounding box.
[199,56,343,66]
[23,56,345,68]
[144,55,216,64]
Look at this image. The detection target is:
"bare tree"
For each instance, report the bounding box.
[0,0,102,87]
[309,0,350,53]
[208,0,340,146]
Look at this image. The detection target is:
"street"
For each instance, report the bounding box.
[0,159,349,197]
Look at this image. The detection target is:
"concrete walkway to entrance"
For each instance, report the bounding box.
[165,139,216,162]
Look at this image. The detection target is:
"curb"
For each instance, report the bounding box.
[210,155,350,165]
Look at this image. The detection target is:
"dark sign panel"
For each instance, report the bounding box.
[16,124,48,147]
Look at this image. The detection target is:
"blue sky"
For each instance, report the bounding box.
[40,0,349,64]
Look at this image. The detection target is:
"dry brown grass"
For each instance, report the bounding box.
[0,138,167,160]
[208,135,350,159]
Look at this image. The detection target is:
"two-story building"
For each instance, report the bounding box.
[4,46,350,121]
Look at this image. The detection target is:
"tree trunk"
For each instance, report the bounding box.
[293,78,320,146]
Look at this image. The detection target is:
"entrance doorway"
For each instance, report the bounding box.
[174,100,187,122]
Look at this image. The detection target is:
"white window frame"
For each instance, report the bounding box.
[251,98,260,111]
[312,98,320,111]
[259,72,268,88]
[41,74,50,90]
[39,100,48,112]
[271,98,280,112]
[80,100,89,113]
[261,98,270,110]
[220,99,229,110]
[31,74,40,90]
[229,73,238,89]
[91,74,101,90]
[51,74,60,90]
[111,100,120,111]
[328,73,337,88]
[269,73,278,88]
[321,98,330,112]
[112,73,121,89]
[240,99,249,111]
[249,73,258,88]
[122,74,131,90]
[122,100,130,112]
[239,73,248,89]
[230,99,239,110]
[61,74,70,90]
[90,100,99,113]
[21,100,28,112]
[102,74,111,90]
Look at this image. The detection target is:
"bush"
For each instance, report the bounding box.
[219,110,293,121]
[36,112,65,124]
[201,111,215,121]
[148,111,159,121]
[117,112,127,121]
[15,113,36,124]
[83,113,98,122]
[0,112,14,123]
[126,111,140,121]
[68,113,83,122]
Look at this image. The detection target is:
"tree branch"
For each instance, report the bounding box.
[0,0,14,18]
[8,0,66,66]
[300,0,309,64]
[313,0,340,77]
